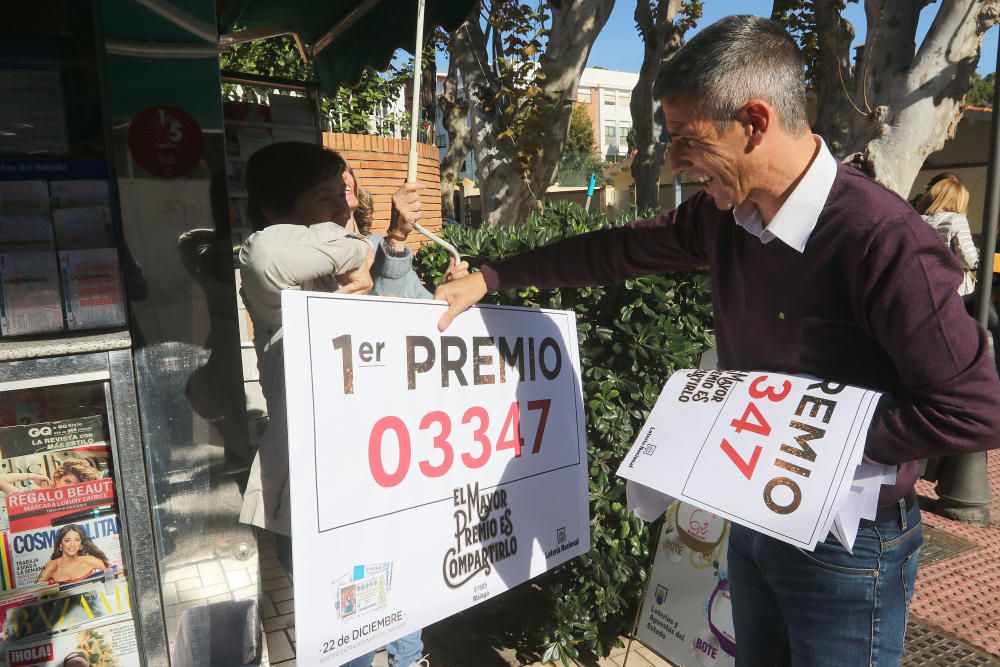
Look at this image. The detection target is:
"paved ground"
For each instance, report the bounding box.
[259,451,1000,666]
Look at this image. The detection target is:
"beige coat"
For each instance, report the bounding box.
[238,222,370,535]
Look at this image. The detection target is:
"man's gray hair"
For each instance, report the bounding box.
[653,15,809,135]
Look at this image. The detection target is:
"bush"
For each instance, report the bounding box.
[416,200,714,664]
[556,152,610,188]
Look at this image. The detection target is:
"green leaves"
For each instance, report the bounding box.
[220,30,413,137]
[416,201,714,663]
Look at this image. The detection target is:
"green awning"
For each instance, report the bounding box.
[216,0,476,94]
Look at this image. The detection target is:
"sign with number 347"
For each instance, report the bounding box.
[617,369,882,550]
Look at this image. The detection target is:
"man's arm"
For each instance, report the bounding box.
[861,216,1000,464]
[436,193,716,330]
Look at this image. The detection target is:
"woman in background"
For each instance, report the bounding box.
[915,174,978,296]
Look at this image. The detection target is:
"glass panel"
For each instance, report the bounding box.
[0,3,128,340]
[605,124,618,147]
[0,380,139,663]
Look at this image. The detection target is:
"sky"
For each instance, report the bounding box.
[585,1,999,75]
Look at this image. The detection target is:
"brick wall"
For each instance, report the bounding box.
[322,133,442,249]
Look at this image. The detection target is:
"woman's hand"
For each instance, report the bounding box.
[442,257,470,283]
[0,472,51,494]
[388,183,422,244]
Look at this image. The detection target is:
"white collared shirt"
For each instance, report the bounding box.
[732,136,838,253]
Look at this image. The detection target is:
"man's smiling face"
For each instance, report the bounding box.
[662,95,754,211]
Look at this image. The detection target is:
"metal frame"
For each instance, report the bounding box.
[0,351,168,666]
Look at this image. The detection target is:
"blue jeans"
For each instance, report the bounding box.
[342,630,424,667]
[728,500,922,666]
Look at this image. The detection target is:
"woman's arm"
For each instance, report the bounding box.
[950,214,979,270]
[35,560,57,584]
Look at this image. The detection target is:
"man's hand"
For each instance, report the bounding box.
[434,272,488,331]
[442,257,470,283]
[389,183,422,240]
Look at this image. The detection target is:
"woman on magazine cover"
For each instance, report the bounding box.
[35,524,111,584]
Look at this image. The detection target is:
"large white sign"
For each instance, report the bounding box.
[282,292,589,665]
[617,370,881,550]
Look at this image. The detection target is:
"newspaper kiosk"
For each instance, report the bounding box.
[0,3,251,665]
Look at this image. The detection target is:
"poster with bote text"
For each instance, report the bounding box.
[282,292,589,665]
[637,501,736,667]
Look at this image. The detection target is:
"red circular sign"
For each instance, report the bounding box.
[127,104,205,178]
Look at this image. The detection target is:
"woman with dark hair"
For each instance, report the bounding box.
[35,524,110,584]
[240,142,464,667]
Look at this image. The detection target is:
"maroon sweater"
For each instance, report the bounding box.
[481,163,1000,504]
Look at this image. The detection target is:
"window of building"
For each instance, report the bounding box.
[604,124,617,147]
[577,90,591,104]
[618,123,631,149]
[618,94,631,108]
[603,93,615,107]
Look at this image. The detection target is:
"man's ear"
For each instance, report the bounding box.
[740,100,771,144]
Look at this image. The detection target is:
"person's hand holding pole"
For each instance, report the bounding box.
[434,272,488,331]
[387,182,423,250]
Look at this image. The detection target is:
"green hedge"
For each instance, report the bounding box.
[416,200,714,664]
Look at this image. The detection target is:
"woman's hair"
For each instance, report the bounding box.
[245,142,347,231]
[915,174,970,215]
[52,458,102,484]
[49,524,111,567]
[344,160,374,235]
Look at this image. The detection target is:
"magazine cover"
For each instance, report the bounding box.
[0,218,55,254]
[0,585,59,667]
[5,617,138,667]
[0,417,107,459]
[47,182,110,211]
[0,252,63,336]
[5,477,120,590]
[51,208,113,251]
[4,580,130,647]
[57,249,126,330]
[0,443,112,536]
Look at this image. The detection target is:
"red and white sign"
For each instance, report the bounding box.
[127,104,204,178]
[617,369,881,550]
[282,292,589,666]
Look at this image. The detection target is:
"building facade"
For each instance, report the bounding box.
[577,67,640,161]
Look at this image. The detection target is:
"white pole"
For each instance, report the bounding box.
[407,0,461,262]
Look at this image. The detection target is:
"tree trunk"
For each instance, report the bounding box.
[439,37,471,221]
[811,0,1000,196]
[452,0,615,227]
[630,0,686,212]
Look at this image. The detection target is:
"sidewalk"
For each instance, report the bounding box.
[261,451,1000,666]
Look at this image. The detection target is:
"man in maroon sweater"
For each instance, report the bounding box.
[435,14,1000,667]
